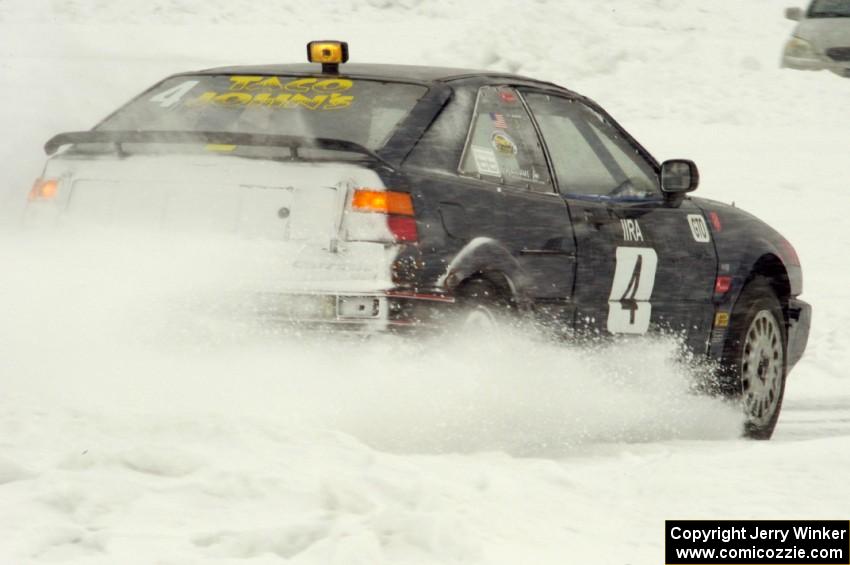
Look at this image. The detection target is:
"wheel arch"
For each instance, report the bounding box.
[454,271,517,305]
[748,253,791,313]
[439,237,528,306]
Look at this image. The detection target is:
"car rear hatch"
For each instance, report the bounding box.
[28,148,411,319]
[26,73,436,323]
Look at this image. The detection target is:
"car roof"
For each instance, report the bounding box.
[195,62,557,87]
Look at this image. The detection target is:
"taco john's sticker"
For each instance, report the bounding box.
[188,76,356,111]
[491,131,517,156]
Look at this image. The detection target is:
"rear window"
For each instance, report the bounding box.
[808,0,850,17]
[98,75,428,151]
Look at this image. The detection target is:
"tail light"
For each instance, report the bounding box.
[351,190,414,216]
[386,216,418,242]
[28,178,59,201]
[348,188,418,243]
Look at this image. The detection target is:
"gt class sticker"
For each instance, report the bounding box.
[687,214,711,243]
[608,246,658,334]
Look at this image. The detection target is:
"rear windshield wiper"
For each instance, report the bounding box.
[44,130,392,167]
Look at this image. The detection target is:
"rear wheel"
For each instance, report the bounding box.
[455,279,513,334]
[721,276,787,439]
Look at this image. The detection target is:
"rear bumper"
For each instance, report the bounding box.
[786,298,812,370]
[253,290,456,332]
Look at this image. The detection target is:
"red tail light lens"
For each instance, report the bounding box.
[387,216,418,243]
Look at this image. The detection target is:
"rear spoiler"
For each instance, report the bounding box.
[44,130,392,167]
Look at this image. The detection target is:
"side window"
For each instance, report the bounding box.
[459,86,552,192]
[405,88,475,174]
[523,93,660,199]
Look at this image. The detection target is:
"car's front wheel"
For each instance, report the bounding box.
[721,276,788,439]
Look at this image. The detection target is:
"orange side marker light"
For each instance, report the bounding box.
[28,179,59,201]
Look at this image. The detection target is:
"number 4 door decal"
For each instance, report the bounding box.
[607,247,658,334]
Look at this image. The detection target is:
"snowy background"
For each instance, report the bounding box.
[1,0,849,563]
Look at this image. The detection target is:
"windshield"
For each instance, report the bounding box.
[98,75,428,151]
[808,0,850,17]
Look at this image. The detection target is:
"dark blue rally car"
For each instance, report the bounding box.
[28,41,810,437]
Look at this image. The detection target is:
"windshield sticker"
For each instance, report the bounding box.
[489,112,508,129]
[186,76,355,110]
[502,165,537,182]
[498,88,518,104]
[205,144,236,152]
[471,146,501,177]
[227,76,353,92]
[149,80,199,108]
[491,131,517,155]
[189,91,353,110]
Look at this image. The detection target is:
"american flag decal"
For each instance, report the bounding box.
[490,112,508,129]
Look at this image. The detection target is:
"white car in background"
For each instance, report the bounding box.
[783,0,850,75]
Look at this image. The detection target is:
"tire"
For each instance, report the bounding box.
[455,278,513,334]
[720,276,788,439]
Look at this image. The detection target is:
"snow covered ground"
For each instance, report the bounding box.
[1,0,849,563]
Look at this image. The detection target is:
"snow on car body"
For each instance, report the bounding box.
[26,41,811,437]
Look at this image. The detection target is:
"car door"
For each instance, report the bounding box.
[456,85,576,321]
[521,91,717,352]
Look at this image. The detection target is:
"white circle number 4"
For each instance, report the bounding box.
[607,247,658,334]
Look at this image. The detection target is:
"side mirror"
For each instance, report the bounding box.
[785,7,803,20]
[661,159,699,196]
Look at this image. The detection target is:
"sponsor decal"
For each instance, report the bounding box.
[489,112,508,129]
[688,214,711,243]
[151,76,356,111]
[620,218,644,242]
[490,131,517,155]
[228,76,353,93]
[471,146,501,177]
[204,144,236,152]
[498,88,518,103]
[502,165,535,181]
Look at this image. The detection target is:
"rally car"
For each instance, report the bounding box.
[26,41,811,438]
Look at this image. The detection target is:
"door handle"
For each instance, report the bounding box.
[519,249,576,258]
